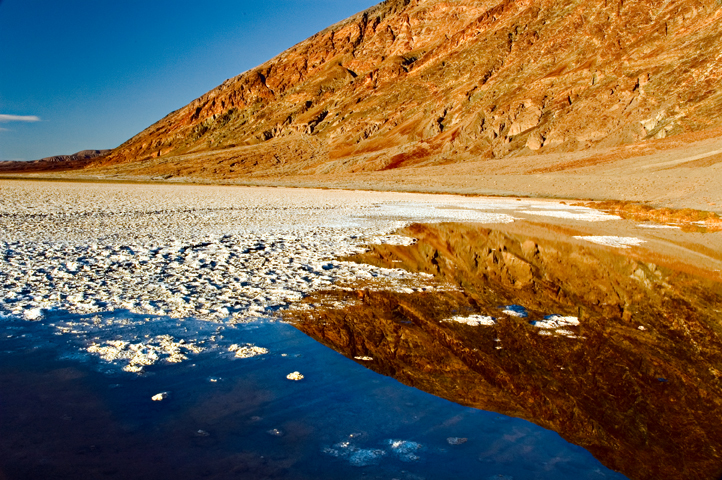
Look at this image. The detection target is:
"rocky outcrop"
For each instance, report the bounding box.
[88,0,722,178]
[288,222,722,480]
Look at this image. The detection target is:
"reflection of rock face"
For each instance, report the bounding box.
[289,223,722,480]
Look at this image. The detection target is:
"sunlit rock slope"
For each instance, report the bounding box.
[87,0,722,178]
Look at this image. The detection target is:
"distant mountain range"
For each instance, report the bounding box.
[0,150,110,173]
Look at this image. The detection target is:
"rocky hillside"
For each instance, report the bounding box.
[91,0,722,177]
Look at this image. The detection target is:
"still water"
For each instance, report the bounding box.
[292,222,722,480]
[0,311,624,479]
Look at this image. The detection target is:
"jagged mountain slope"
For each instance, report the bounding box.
[92,0,722,178]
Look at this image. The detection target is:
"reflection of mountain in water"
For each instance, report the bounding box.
[289,223,722,480]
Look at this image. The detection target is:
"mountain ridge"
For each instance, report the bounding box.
[87,0,722,177]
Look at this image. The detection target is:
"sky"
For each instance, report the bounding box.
[0,0,379,161]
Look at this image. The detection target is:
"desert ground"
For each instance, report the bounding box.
[7,128,722,214]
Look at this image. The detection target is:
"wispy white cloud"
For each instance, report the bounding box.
[0,127,10,132]
[0,114,41,123]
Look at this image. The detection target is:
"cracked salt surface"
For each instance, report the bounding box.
[0,184,524,326]
[0,182,616,370]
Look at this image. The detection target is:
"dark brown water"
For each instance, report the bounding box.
[290,222,722,480]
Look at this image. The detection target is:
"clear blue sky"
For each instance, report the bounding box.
[0,0,378,161]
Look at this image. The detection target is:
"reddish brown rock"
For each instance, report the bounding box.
[78,0,722,180]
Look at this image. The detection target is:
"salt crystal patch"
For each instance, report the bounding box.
[354,356,373,361]
[444,315,496,326]
[23,308,43,321]
[531,314,580,329]
[386,439,423,462]
[87,335,203,372]
[502,305,528,318]
[229,343,269,358]
[520,210,620,221]
[152,392,169,401]
[574,236,646,248]
[323,442,386,467]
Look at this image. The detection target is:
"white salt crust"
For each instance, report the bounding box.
[444,315,496,326]
[519,210,620,221]
[0,183,527,325]
[531,314,581,338]
[574,236,646,248]
[637,224,681,229]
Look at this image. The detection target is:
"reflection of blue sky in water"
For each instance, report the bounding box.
[0,313,627,479]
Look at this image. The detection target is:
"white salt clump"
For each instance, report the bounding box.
[573,236,646,248]
[386,439,422,462]
[286,371,304,381]
[531,315,580,329]
[87,335,203,373]
[229,343,269,358]
[444,315,496,326]
[532,315,580,338]
[23,308,44,321]
[638,325,646,331]
[502,305,528,318]
[152,392,169,401]
[354,356,373,361]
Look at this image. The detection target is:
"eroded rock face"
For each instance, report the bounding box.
[288,222,722,480]
[89,0,722,178]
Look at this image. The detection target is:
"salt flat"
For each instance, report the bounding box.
[0,180,629,371]
[0,181,621,320]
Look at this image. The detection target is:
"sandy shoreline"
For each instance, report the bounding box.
[4,131,722,214]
